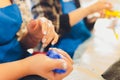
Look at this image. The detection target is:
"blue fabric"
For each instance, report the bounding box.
[54,0,91,58]
[0,4,30,63]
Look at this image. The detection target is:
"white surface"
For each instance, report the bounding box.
[64,18,120,80]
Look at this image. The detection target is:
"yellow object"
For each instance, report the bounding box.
[114,32,119,40]
[104,10,120,40]
[105,10,120,18]
[113,29,119,40]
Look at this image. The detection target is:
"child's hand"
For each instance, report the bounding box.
[27,17,59,47]
[22,48,73,80]
[48,48,73,80]
[89,0,112,13]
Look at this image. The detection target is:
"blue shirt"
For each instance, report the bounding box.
[0,4,30,63]
[54,0,91,58]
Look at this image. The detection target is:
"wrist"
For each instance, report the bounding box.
[20,55,40,75]
[85,6,95,15]
[22,54,48,76]
[18,59,31,76]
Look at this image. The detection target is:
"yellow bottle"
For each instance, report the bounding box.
[105,10,120,18]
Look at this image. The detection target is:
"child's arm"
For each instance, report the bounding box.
[0,53,64,80]
[0,48,73,80]
[0,60,29,80]
[0,0,11,8]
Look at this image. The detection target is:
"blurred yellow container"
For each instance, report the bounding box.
[105,10,120,18]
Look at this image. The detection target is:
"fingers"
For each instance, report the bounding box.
[39,18,49,47]
[54,59,73,80]
[91,0,112,13]
[48,48,73,72]
[45,48,73,80]
[103,0,112,9]
[49,48,73,64]
[39,18,59,47]
[46,58,71,80]
[102,1,112,9]
[47,20,59,45]
[51,33,59,45]
[42,22,54,47]
[27,17,59,48]
[39,17,47,35]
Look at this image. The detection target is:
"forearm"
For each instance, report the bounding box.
[0,60,29,80]
[0,0,11,8]
[69,7,92,27]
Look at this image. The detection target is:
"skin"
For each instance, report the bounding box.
[0,48,73,80]
[69,0,112,27]
[0,0,73,80]
[21,18,59,48]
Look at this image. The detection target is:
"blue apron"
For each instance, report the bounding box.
[54,0,91,58]
[0,4,29,63]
